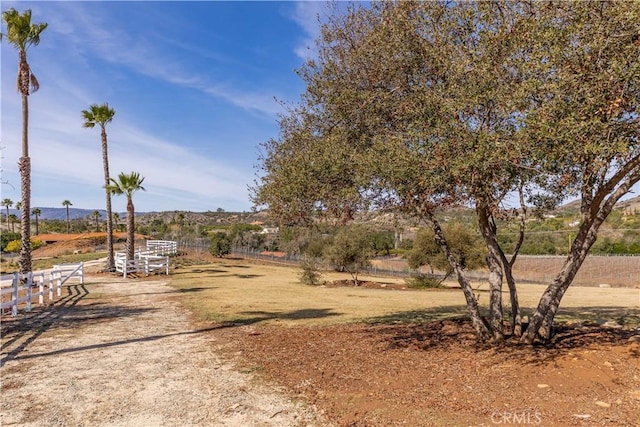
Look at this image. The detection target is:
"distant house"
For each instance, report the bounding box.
[260,227,279,235]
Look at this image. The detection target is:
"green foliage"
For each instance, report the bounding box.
[407,222,486,276]
[4,239,42,253]
[368,230,394,256]
[209,232,232,257]
[139,218,169,239]
[1,232,20,251]
[323,225,374,285]
[298,256,325,286]
[228,223,264,250]
[405,273,444,289]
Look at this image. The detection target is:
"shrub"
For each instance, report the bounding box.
[405,272,445,289]
[298,256,325,286]
[209,232,231,257]
[3,239,43,253]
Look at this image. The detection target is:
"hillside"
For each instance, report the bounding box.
[3,194,638,228]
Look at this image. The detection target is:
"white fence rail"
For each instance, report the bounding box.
[114,240,176,278]
[0,262,84,317]
[145,240,177,256]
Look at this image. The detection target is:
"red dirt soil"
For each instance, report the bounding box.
[225,320,640,426]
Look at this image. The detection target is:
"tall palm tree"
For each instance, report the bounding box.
[1,8,47,274]
[62,200,72,233]
[31,207,41,235]
[113,212,120,232]
[1,198,13,230]
[8,214,18,233]
[82,103,116,271]
[91,210,101,232]
[106,172,146,262]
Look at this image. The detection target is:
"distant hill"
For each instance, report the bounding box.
[5,207,118,221]
[559,195,640,214]
[4,194,638,224]
[2,207,269,226]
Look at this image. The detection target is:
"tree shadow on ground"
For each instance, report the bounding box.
[175,287,211,293]
[228,308,342,326]
[3,324,228,363]
[361,305,640,363]
[0,283,156,365]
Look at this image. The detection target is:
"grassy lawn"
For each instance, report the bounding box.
[169,258,640,328]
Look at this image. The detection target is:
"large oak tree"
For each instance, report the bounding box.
[254,1,640,344]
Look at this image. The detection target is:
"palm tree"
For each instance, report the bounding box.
[1,198,13,230]
[62,200,72,233]
[106,172,146,262]
[177,211,185,235]
[8,214,18,233]
[1,8,47,274]
[91,210,101,232]
[31,207,41,235]
[82,103,116,271]
[113,212,120,232]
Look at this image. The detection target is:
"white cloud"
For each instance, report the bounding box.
[290,1,327,61]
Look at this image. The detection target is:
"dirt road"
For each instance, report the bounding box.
[0,274,326,427]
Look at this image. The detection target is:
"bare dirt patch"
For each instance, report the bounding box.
[0,273,327,427]
[228,321,640,426]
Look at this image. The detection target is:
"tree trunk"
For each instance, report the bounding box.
[476,204,504,340]
[19,89,32,274]
[501,260,522,337]
[521,177,635,343]
[102,127,115,271]
[126,197,135,262]
[426,211,491,340]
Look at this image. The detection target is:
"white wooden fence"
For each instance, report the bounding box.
[0,262,84,317]
[114,240,177,278]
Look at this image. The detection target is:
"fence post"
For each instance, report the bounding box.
[11,273,19,317]
[26,272,33,312]
[38,275,45,304]
[48,273,54,301]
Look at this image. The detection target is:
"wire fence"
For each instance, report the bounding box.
[176,238,639,287]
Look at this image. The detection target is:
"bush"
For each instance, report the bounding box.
[405,272,445,289]
[209,232,231,257]
[3,239,43,253]
[298,256,325,286]
[1,232,20,252]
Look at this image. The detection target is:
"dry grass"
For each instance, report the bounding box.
[169,257,640,328]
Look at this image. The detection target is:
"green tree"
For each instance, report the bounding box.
[113,212,123,232]
[8,214,18,233]
[91,210,101,232]
[31,207,41,235]
[1,198,13,230]
[253,1,640,344]
[408,222,486,285]
[209,232,231,257]
[106,172,146,262]
[62,200,72,233]
[82,103,116,271]
[1,231,20,252]
[323,225,374,286]
[1,8,47,274]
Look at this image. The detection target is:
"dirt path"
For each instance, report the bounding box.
[0,274,327,427]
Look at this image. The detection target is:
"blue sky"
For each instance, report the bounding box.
[1,1,332,213]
